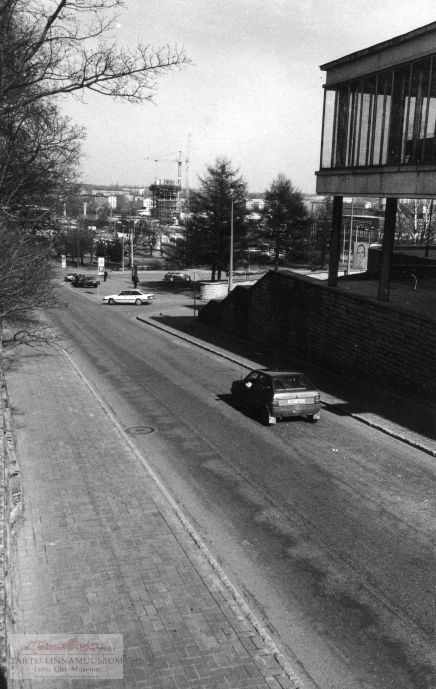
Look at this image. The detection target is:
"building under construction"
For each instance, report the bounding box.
[149,179,180,226]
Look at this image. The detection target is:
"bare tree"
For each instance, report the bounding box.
[0,99,84,210]
[0,0,190,343]
[0,0,189,115]
[0,220,57,346]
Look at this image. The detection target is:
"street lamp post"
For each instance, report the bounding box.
[130,219,135,269]
[193,271,197,317]
[228,192,234,294]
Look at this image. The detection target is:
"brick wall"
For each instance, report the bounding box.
[199,270,436,400]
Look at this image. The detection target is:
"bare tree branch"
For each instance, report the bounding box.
[0,0,190,116]
[0,0,190,344]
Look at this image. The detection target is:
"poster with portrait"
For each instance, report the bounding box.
[352,242,369,270]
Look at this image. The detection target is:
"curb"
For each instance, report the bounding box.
[137,315,436,458]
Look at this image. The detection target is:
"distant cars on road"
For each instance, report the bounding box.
[231,369,321,426]
[103,289,155,305]
[163,271,191,283]
[64,272,78,282]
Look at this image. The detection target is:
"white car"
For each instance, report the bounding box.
[103,289,155,305]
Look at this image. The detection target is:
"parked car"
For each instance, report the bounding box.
[231,369,321,425]
[64,272,78,282]
[163,271,191,283]
[72,274,99,288]
[102,289,155,305]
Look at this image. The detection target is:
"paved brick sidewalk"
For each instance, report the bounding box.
[4,345,302,689]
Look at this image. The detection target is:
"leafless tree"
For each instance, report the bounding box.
[0,0,189,115]
[0,220,57,346]
[0,0,190,343]
[0,100,84,210]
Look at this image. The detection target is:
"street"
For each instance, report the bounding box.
[21,273,436,688]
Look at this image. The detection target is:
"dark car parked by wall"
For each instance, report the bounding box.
[231,369,321,425]
[71,274,99,288]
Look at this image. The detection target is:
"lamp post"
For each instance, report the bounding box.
[193,271,197,317]
[228,191,234,294]
[130,219,135,269]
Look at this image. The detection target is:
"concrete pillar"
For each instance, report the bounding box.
[377,197,398,302]
[328,195,343,287]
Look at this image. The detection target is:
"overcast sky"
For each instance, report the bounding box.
[62,1,436,194]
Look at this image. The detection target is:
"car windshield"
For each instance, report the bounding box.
[272,374,312,391]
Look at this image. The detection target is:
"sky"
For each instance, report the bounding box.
[62,0,436,195]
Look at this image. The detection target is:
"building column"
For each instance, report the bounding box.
[328,195,343,287]
[377,197,398,302]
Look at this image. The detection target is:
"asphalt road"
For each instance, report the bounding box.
[48,276,436,689]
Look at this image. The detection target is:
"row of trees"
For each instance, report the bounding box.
[0,0,188,344]
[167,158,312,280]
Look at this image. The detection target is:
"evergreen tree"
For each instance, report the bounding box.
[262,175,309,269]
[184,158,247,280]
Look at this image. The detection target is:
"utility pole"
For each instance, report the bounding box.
[228,191,234,293]
[130,219,135,268]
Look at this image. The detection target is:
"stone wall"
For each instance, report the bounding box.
[199,279,257,301]
[199,281,229,301]
[199,270,436,400]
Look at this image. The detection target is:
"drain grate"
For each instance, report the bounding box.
[125,426,155,435]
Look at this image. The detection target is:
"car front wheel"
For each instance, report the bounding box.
[108,298,115,305]
[135,298,142,305]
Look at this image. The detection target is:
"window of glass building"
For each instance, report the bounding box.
[320,55,436,170]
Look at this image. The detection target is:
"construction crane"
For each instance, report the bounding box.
[185,134,191,208]
[147,138,191,190]
[146,140,191,219]
[146,151,183,187]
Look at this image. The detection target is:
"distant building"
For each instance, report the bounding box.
[246,198,265,211]
[142,198,153,212]
[149,179,180,226]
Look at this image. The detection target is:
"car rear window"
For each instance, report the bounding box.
[272,374,312,390]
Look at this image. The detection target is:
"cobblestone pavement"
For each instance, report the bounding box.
[4,343,302,689]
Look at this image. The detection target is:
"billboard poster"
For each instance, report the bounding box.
[352,242,369,270]
[97,257,105,276]
[61,254,66,268]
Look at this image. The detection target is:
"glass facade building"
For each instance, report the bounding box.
[315,23,436,295]
[321,56,436,171]
[316,22,436,199]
